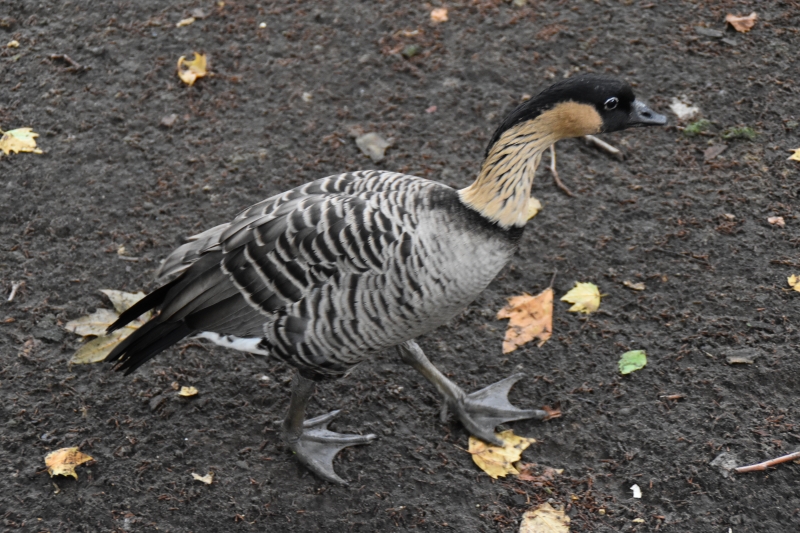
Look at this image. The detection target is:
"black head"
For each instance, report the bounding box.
[486,74,666,155]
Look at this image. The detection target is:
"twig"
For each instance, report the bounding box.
[49,54,90,72]
[7,281,23,302]
[548,144,574,197]
[735,451,800,473]
[583,135,625,161]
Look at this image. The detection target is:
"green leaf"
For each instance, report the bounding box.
[619,350,647,375]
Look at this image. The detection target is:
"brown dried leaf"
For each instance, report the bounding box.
[496,288,553,353]
[725,12,757,33]
[45,447,93,479]
[430,8,448,23]
[622,280,646,291]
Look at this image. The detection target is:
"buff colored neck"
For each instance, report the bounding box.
[459,101,603,228]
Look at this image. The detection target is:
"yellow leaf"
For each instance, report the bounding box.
[179,386,198,397]
[7,40,20,48]
[789,148,800,162]
[45,447,93,480]
[99,289,146,314]
[519,502,570,533]
[725,12,757,33]
[560,282,601,314]
[176,17,196,27]
[64,308,121,337]
[469,430,536,479]
[192,472,214,484]
[69,328,135,364]
[497,288,553,353]
[177,52,208,86]
[789,275,800,293]
[430,8,448,23]
[0,127,43,155]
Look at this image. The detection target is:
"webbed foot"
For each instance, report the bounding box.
[449,373,546,446]
[285,409,377,485]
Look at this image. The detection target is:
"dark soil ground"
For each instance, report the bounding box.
[2,1,799,531]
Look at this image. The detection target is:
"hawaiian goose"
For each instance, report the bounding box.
[106,75,666,484]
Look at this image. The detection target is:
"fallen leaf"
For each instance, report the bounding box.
[64,308,123,337]
[788,275,800,293]
[179,386,198,397]
[192,472,214,484]
[99,289,146,314]
[703,144,727,161]
[789,148,800,162]
[619,350,647,375]
[7,40,20,48]
[519,502,570,533]
[425,105,437,114]
[177,52,208,86]
[0,127,43,155]
[560,282,601,314]
[622,280,646,291]
[176,16,195,27]
[45,448,93,479]
[70,329,133,364]
[65,290,150,364]
[355,132,392,163]
[725,12,757,33]
[430,8,448,23]
[497,288,553,353]
[727,355,754,364]
[669,98,699,121]
[517,463,563,483]
[767,216,785,227]
[469,430,536,479]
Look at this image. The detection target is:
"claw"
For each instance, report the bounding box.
[451,374,546,446]
[286,410,377,485]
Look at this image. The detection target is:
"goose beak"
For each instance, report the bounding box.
[629,99,667,127]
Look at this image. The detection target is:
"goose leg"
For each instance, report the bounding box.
[282,372,377,485]
[397,340,546,446]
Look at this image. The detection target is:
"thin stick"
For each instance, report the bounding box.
[583,135,624,161]
[50,54,89,72]
[735,451,800,473]
[548,144,574,197]
[7,281,22,302]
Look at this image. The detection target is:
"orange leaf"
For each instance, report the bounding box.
[45,447,93,479]
[496,288,553,353]
[725,12,757,33]
[430,8,448,23]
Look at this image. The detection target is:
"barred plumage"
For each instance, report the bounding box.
[104,75,666,484]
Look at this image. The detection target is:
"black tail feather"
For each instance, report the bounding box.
[105,319,194,375]
[108,280,179,334]
[105,319,194,376]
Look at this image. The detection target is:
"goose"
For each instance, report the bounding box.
[105,74,666,484]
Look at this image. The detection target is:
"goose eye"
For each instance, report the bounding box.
[604,97,619,111]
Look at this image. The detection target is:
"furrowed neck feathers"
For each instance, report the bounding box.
[459,101,602,228]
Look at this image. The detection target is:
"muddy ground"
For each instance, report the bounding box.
[2,1,799,531]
